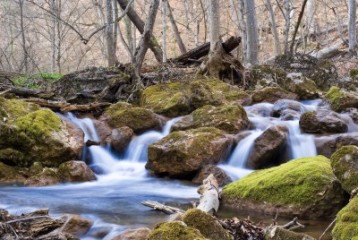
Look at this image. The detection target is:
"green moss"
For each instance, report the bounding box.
[350,69,358,78]
[332,198,358,240]
[0,97,40,124]
[222,156,335,206]
[148,221,206,240]
[16,109,61,138]
[13,72,63,89]
[183,209,232,240]
[250,65,288,88]
[331,145,358,193]
[0,148,25,165]
[252,87,297,103]
[326,86,342,103]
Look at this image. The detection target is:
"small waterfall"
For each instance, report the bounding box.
[64,112,99,142]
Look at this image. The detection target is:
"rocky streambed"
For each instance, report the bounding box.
[1,55,358,239]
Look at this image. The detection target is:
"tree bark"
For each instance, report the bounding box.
[19,0,28,73]
[265,0,282,56]
[289,0,309,55]
[348,0,357,54]
[161,0,168,62]
[244,0,259,64]
[106,0,117,66]
[117,0,163,62]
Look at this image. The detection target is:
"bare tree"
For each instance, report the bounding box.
[105,0,117,66]
[244,0,259,64]
[165,0,186,54]
[348,0,357,55]
[19,0,28,72]
[265,0,282,56]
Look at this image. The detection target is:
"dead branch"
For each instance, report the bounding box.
[141,201,185,215]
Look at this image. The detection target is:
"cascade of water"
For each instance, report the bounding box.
[64,112,99,142]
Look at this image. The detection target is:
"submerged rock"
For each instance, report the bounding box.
[104,102,162,134]
[252,87,298,103]
[61,214,93,236]
[332,197,358,240]
[221,156,348,219]
[248,125,288,169]
[146,127,233,179]
[140,78,250,117]
[58,161,96,183]
[325,86,358,112]
[148,221,206,240]
[172,104,249,134]
[183,209,233,240]
[331,145,358,193]
[300,110,348,134]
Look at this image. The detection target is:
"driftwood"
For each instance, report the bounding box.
[25,98,111,113]
[171,36,241,65]
[141,201,185,215]
[220,217,265,240]
[197,174,220,214]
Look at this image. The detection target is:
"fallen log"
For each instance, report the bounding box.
[141,201,184,215]
[197,174,220,214]
[171,36,241,65]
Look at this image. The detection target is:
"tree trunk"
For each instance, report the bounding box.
[265,0,281,56]
[289,0,309,55]
[284,0,292,53]
[117,0,163,62]
[348,0,357,54]
[106,0,117,66]
[19,0,28,73]
[244,0,259,64]
[208,0,220,50]
[161,0,167,62]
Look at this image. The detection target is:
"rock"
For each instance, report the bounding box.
[265,226,316,240]
[347,108,358,124]
[248,65,287,89]
[61,214,93,236]
[299,110,348,134]
[110,127,134,154]
[148,221,206,240]
[246,102,273,117]
[58,161,96,183]
[192,165,232,186]
[94,119,112,143]
[316,133,358,158]
[25,167,60,186]
[140,78,251,117]
[248,125,288,169]
[112,228,151,240]
[0,162,26,184]
[252,87,298,103]
[284,72,320,100]
[221,156,348,219]
[280,109,302,120]
[146,127,233,179]
[273,53,338,90]
[331,145,358,193]
[272,99,306,118]
[183,209,233,240]
[325,86,358,112]
[332,197,358,240]
[104,102,162,134]
[172,104,249,134]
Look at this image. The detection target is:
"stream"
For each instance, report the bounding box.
[1,100,356,239]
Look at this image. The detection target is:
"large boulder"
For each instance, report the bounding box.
[172,104,249,134]
[273,53,338,90]
[325,86,358,112]
[0,162,26,184]
[148,221,206,240]
[272,99,306,120]
[146,127,233,179]
[183,209,232,240]
[248,65,287,89]
[104,102,162,134]
[299,110,348,134]
[252,87,298,103]
[61,214,93,236]
[332,197,358,240]
[140,78,250,117]
[284,72,320,100]
[110,127,134,154]
[247,125,288,169]
[192,165,232,186]
[331,146,358,193]
[316,133,358,157]
[58,161,96,183]
[221,156,348,219]
[25,167,60,186]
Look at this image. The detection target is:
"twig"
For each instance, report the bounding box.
[319,218,336,240]
[0,89,11,95]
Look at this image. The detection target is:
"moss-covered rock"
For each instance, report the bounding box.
[140,79,250,117]
[24,167,60,186]
[58,161,96,183]
[248,65,287,89]
[325,86,358,112]
[331,145,358,193]
[105,102,161,133]
[172,104,249,134]
[0,162,26,184]
[221,156,348,219]
[284,73,320,100]
[148,221,206,240]
[252,87,298,103]
[299,110,348,134]
[183,209,232,240]
[146,127,233,179]
[0,97,40,124]
[332,197,358,240]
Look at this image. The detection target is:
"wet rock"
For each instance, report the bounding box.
[183,209,233,240]
[272,99,306,118]
[112,228,151,240]
[104,102,162,134]
[280,109,301,120]
[192,165,232,186]
[148,221,206,240]
[25,167,60,186]
[252,87,298,103]
[316,133,358,158]
[172,104,250,134]
[221,156,348,219]
[140,78,250,117]
[325,86,358,112]
[273,53,338,90]
[331,145,358,193]
[146,127,233,179]
[58,161,96,183]
[246,103,273,117]
[248,65,287,89]
[94,119,112,143]
[284,72,320,100]
[110,127,134,154]
[0,162,26,184]
[299,110,348,134]
[61,214,93,236]
[347,108,358,124]
[248,125,288,169]
[332,197,358,240]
